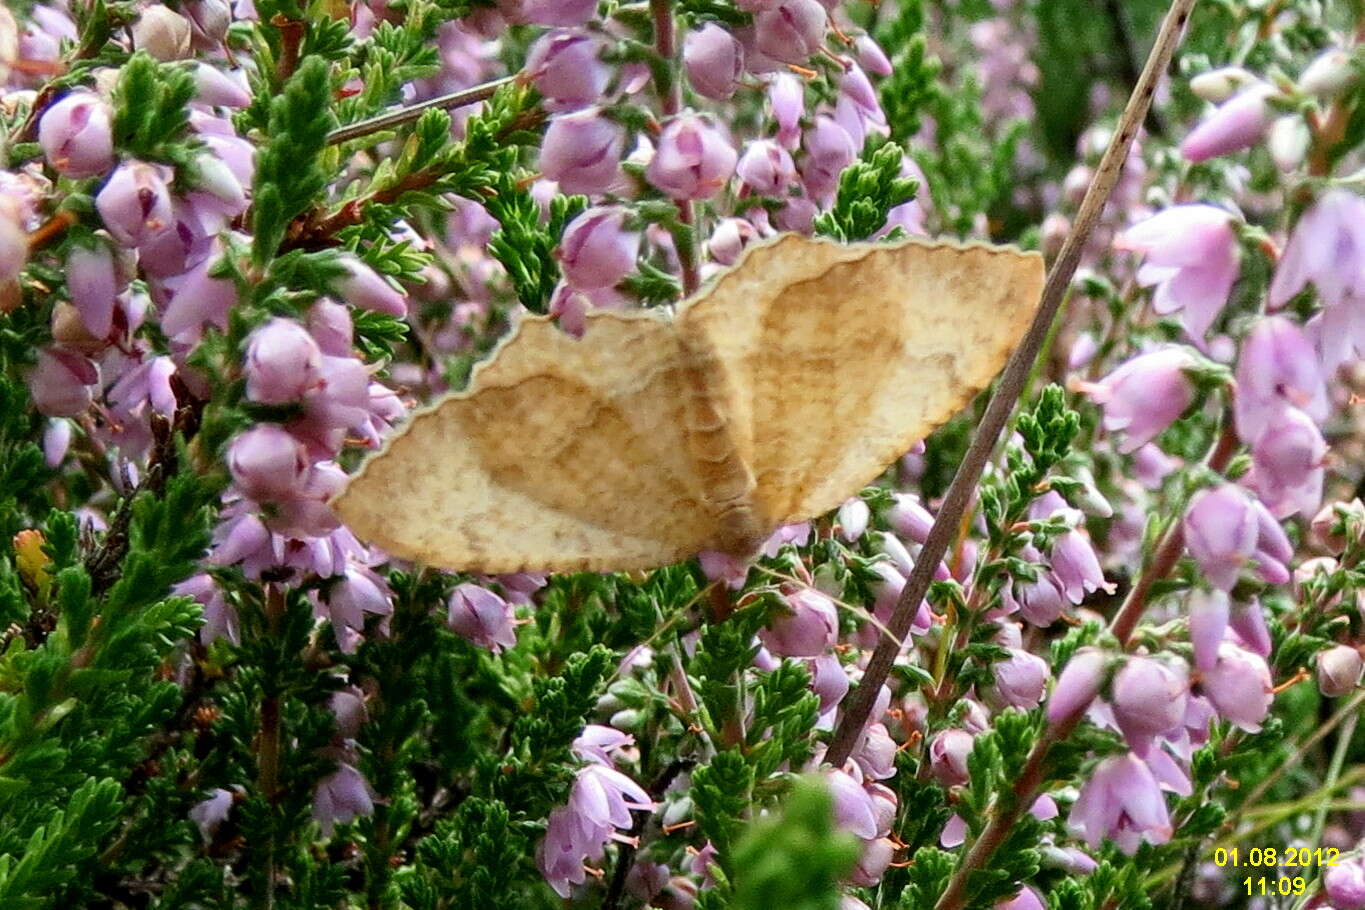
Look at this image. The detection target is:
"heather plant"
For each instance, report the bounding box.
[5,0,1365,908]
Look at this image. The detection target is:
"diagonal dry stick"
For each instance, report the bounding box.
[824,0,1200,777]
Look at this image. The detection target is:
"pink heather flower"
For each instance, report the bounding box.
[332,255,407,317]
[548,282,630,338]
[1078,347,1198,453]
[447,582,517,653]
[174,573,239,645]
[866,782,897,837]
[188,788,234,841]
[707,217,760,266]
[989,648,1049,709]
[736,139,797,197]
[330,687,368,740]
[227,425,311,501]
[754,0,827,64]
[997,886,1046,910]
[190,150,248,213]
[525,30,609,110]
[826,769,878,839]
[1068,752,1172,854]
[38,91,114,178]
[1046,648,1107,726]
[887,493,933,543]
[1013,572,1067,627]
[1050,529,1113,603]
[855,34,892,76]
[646,114,737,201]
[1269,190,1365,323]
[569,763,653,831]
[1200,642,1273,732]
[1325,858,1365,910]
[849,837,895,888]
[192,62,252,107]
[556,206,640,290]
[1230,597,1273,658]
[95,162,174,247]
[522,0,596,26]
[65,242,121,339]
[43,419,71,468]
[1234,316,1328,443]
[28,347,98,417]
[1317,645,1363,697]
[1187,588,1230,672]
[540,108,625,195]
[1180,84,1276,162]
[800,115,856,201]
[758,587,837,657]
[1183,484,1258,590]
[309,298,354,357]
[134,196,219,278]
[157,247,239,343]
[537,805,600,897]
[928,728,974,786]
[572,724,634,766]
[321,564,393,650]
[835,64,886,147]
[769,73,805,149]
[854,722,897,780]
[245,318,323,405]
[1249,406,1327,519]
[684,24,744,101]
[808,653,849,714]
[1110,657,1189,754]
[312,761,376,835]
[1116,205,1239,339]
[0,198,26,285]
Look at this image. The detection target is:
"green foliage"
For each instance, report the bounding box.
[487,178,587,313]
[813,141,920,242]
[111,52,196,163]
[0,378,50,545]
[0,462,213,908]
[692,749,755,870]
[730,777,860,910]
[252,56,337,262]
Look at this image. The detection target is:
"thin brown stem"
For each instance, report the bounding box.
[1109,420,1239,646]
[826,0,1200,774]
[650,0,700,297]
[325,75,518,146]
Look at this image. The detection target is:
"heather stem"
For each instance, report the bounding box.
[325,75,518,146]
[825,0,1201,772]
[650,0,700,297]
[256,583,286,910]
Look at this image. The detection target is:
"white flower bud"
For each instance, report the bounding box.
[132,5,193,60]
[1189,66,1256,103]
[1269,115,1310,171]
[1299,49,1357,97]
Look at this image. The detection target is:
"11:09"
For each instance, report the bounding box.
[1243,877,1306,897]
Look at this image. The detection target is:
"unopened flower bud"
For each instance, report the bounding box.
[1188,66,1255,103]
[540,108,625,195]
[1268,115,1310,171]
[38,91,113,178]
[647,114,737,201]
[684,24,744,101]
[556,206,640,290]
[132,5,193,60]
[1299,48,1357,97]
[1047,647,1107,726]
[1317,645,1363,697]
